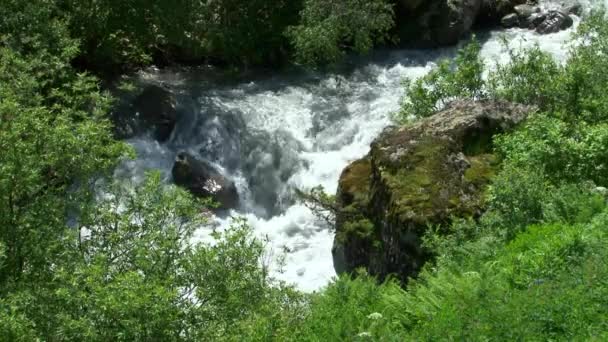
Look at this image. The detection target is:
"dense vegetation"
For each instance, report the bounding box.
[0,0,394,73]
[2,0,608,340]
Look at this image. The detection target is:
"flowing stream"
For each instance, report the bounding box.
[114,1,601,292]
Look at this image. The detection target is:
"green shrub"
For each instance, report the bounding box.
[396,39,485,120]
[290,274,408,341]
[286,0,394,66]
[487,44,562,110]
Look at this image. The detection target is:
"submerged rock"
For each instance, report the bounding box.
[332,100,533,283]
[242,130,304,217]
[172,152,239,210]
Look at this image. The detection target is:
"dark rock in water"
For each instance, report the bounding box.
[536,11,573,34]
[172,152,239,210]
[332,100,534,284]
[177,100,303,217]
[501,13,520,28]
[563,3,582,16]
[133,85,178,142]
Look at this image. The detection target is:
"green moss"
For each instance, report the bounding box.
[381,137,453,225]
[342,218,375,240]
[378,137,499,229]
[339,158,372,206]
[336,158,377,243]
[464,153,498,186]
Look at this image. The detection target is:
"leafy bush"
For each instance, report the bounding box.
[397,11,608,122]
[404,213,608,341]
[0,44,129,290]
[289,274,408,341]
[286,0,394,66]
[1,174,301,340]
[396,39,485,120]
[487,44,562,110]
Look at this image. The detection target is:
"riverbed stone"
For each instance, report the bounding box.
[524,12,547,29]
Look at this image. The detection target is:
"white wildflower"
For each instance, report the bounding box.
[367,312,383,320]
[357,332,372,338]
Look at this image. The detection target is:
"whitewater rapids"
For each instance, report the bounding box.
[115,1,600,292]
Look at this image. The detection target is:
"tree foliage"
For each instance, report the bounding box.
[396,38,485,120]
[0,0,396,72]
[286,0,395,66]
[3,1,608,340]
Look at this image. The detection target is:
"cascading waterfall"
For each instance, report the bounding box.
[115,1,599,292]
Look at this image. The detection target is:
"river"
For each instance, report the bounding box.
[114,1,602,292]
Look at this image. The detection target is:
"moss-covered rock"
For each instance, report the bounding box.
[333,100,533,283]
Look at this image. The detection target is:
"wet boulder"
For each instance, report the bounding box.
[536,11,574,34]
[172,152,239,210]
[133,85,178,142]
[332,100,534,283]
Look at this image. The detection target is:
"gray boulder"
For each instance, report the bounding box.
[478,0,529,25]
[172,152,239,210]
